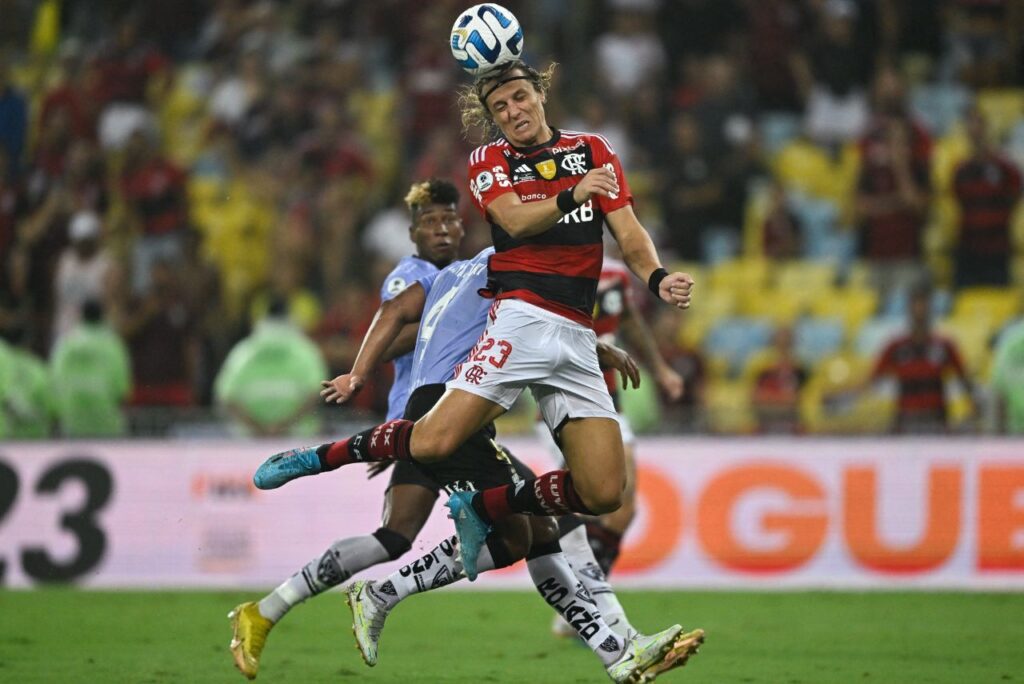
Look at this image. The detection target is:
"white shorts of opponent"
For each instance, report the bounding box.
[447,299,618,432]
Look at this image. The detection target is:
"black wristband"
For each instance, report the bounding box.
[556,187,581,214]
[648,267,669,296]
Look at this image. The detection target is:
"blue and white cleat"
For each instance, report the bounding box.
[253,446,322,490]
[445,491,492,581]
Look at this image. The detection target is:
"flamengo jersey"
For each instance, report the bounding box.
[382,255,440,420]
[468,129,633,326]
[594,257,633,395]
[409,248,495,391]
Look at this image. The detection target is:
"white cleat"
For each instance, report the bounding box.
[606,624,683,684]
[344,580,391,667]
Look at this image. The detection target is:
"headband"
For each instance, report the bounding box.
[479,75,533,106]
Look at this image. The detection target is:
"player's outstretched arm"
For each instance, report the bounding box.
[596,340,640,391]
[487,167,620,239]
[606,205,693,310]
[320,283,427,405]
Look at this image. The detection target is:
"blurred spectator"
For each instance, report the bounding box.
[871,284,973,434]
[947,0,1016,88]
[991,319,1024,434]
[855,67,932,294]
[566,96,632,168]
[0,147,25,304]
[249,256,323,335]
[38,43,96,143]
[177,228,227,405]
[659,113,723,260]
[744,0,805,111]
[50,299,131,437]
[792,0,874,145]
[208,50,266,126]
[120,131,188,293]
[0,329,54,439]
[119,259,198,407]
[762,182,803,259]
[952,107,1022,287]
[594,8,667,101]
[214,295,327,438]
[52,211,116,345]
[0,57,27,176]
[752,326,808,434]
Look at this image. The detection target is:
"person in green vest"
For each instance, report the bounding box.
[0,328,55,438]
[214,295,327,438]
[50,300,132,437]
[992,318,1024,434]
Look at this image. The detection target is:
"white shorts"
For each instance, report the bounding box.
[448,299,617,431]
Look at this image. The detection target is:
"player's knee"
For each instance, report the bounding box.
[408,424,457,462]
[580,481,624,515]
[372,527,412,561]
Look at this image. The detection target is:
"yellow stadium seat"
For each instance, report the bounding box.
[738,288,806,324]
[1011,203,1024,249]
[705,378,757,434]
[810,288,878,338]
[740,348,780,384]
[976,89,1024,141]
[800,352,893,433]
[931,128,970,194]
[951,287,1022,331]
[708,257,772,294]
[775,260,838,293]
[936,317,995,375]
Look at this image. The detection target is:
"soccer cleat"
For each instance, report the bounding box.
[253,446,321,489]
[345,580,390,667]
[445,491,492,581]
[228,602,273,680]
[605,624,683,684]
[640,628,705,682]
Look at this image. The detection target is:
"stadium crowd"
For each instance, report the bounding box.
[1,0,1023,438]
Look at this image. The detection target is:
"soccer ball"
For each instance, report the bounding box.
[450,3,524,78]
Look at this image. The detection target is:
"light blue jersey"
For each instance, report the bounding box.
[409,248,495,391]
[382,255,439,420]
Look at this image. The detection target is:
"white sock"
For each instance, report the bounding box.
[527,550,626,667]
[258,534,390,622]
[560,524,635,636]
[374,535,497,611]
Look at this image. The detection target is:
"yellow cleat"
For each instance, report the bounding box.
[640,628,705,682]
[228,602,273,680]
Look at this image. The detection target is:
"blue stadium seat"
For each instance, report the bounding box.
[910,83,971,136]
[883,287,953,318]
[795,317,846,364]
[759,112,803,156]
[854,316,907,358]
[704,317,775,375]
[701,226,740,265]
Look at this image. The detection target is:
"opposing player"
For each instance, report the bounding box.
[546,253,685,637]
[262,58,692,586]
[255,246,703,681]
[228,179,464,679]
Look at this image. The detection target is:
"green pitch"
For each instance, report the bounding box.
[1,589,1022,683]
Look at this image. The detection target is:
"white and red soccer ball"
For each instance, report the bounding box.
[450,3,524,78]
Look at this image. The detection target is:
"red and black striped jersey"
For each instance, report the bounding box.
[953,153,1022,255]
[467,129,633,326]
[872,334,965,425]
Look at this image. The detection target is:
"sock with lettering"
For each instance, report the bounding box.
[560,523,634,637]
[317,419,415,470]
[526,540,625,667]
[471,470,596,523]
[257,534,390,623]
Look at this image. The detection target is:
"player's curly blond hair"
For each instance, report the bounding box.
[457,60,557,144]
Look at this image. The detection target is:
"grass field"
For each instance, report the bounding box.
[1,589,1022,683]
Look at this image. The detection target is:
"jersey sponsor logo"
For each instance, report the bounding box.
[512,163,536,183]
[386,276,407,296]
[561,152,587,175]
[493,165,511,188]
[535,159,557,180]
[475,170,494,193]
[556,199,595,224]
[603,162,619,200]
[520,192,547,201]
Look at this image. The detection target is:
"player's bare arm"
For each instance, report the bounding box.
[605,205,694,310]
[321,283,427,404]
[381,322,421,362]
[486,167,619,239]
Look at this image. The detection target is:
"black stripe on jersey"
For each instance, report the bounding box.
[490,218,604,250]
[487,271,597,316]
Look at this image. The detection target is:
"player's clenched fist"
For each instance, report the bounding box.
[659,272,694,310]
[572,167,619,203]
[320,373,365,404]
